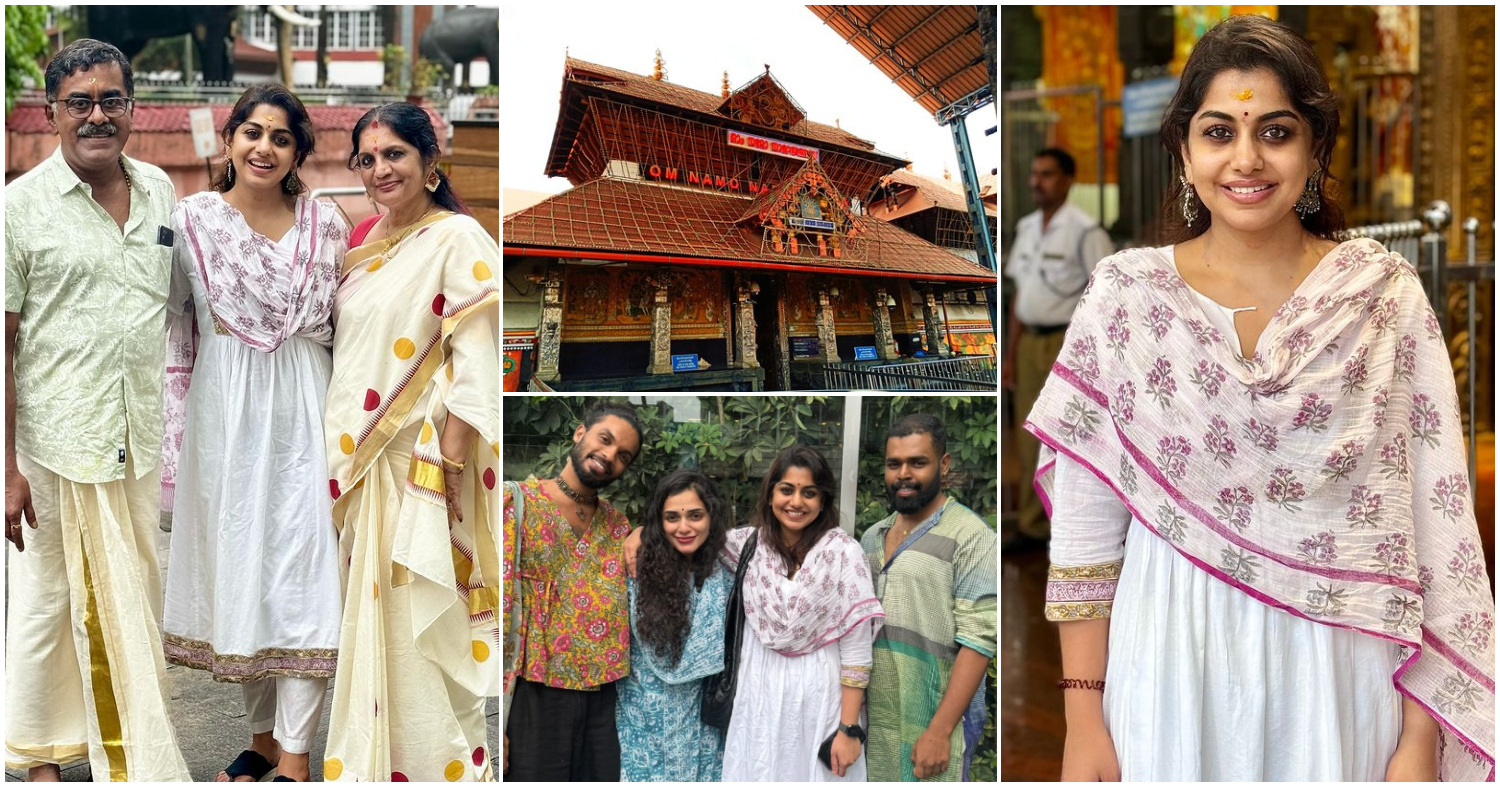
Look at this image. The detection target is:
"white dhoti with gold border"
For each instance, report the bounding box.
[4,453,189,781]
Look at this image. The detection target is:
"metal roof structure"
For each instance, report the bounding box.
[807,5,993,118]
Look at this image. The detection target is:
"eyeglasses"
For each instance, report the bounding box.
[54,97,134,119]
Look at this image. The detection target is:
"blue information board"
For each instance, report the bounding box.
[853,346,877,360]
[671,354,699,372]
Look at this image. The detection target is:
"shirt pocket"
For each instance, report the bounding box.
[1038,246,1088,298]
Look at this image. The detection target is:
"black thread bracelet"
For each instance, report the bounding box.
[1057,678,1105,692]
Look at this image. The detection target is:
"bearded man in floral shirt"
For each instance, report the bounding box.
[503,401,644,781]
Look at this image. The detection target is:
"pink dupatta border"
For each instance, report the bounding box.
[1027,367,1496,779]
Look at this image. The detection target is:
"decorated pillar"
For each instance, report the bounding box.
[815,287,841,362]
[873,286,898,360]
[647,277,674,375]
[922,287,952,357]
[536,270,564,382]
[734,277,760,368]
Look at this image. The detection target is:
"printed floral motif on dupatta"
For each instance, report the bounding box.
[741,526,884,656]
[161,193,347,508]
[1026,239,1494,780]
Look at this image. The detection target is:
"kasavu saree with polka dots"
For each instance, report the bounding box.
[1028,239,1494,780]
[321,211,500,782]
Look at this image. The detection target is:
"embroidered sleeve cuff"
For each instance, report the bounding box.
[1044,561,1123,621]
[839,665,871,688]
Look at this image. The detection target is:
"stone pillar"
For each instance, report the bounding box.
[921,287,952,357]
[815,288,841,362]
[536,271,564,382]
[735,278,760,368]
[873,286,898,360]
[647,278,674,375]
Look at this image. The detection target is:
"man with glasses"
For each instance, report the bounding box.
[4,39,188,781]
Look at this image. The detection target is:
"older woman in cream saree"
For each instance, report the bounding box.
[321,204,499,782]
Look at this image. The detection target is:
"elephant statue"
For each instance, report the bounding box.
[418,6,499,90]
[87,6,237,83]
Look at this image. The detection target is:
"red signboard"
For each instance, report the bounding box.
[726,130,819,161]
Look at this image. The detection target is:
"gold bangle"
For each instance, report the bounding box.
[441,455,466,473]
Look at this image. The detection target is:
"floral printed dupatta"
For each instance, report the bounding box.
[1026,239,1494,780]
[739,526,884,656]
[161,193,346,509]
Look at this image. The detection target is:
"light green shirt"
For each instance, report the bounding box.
[5,148,177,483]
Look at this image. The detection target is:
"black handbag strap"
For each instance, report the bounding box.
[723,530,759,665]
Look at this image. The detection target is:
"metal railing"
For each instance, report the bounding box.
[806,355,997,391]
[1345,204,1495,489]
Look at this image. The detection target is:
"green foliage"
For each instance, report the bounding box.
[412,57,444,92]
[504,396,841,527]
[380,43,406,91]
[503,395,997,775]
[5,5,47,113]
[131,33,190,76]
[852,396,999,540]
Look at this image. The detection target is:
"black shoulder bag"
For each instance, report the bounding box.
[700,530,759,730]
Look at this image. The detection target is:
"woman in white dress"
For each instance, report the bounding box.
[1034,15,1493,782]
[718,446,884,782]
[161,84,348,783]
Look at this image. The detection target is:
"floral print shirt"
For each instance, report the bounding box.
[503,475,631,690]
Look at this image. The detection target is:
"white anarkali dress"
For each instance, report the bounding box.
[162,222,344,679]
[721,529,874,783]
[1050,254,1403,780]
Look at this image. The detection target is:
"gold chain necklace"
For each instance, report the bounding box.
[380,206,438,255]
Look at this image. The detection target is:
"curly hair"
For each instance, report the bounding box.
[753,446,841,579]
[1158,14,1345,243]
[634,469,729,668]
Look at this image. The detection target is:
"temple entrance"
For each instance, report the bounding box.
[749,274,786,390]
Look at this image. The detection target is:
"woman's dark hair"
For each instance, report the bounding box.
[212,84,316,195]
[1158,15,1345,242]
[347,103,470,216]
[754,445,841,579]
[635,469,729,667]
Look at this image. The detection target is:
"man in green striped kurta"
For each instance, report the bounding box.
[860,414,997,781]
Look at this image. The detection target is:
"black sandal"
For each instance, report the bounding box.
[223,750,276,782]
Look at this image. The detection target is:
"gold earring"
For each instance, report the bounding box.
[426,170,440,192]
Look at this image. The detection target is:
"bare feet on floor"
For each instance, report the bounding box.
[26,764,61,782]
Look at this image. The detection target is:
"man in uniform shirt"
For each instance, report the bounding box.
[4,39,190,781]
[1002,148,1113,550]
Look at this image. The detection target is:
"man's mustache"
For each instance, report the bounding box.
[77,122,117,138]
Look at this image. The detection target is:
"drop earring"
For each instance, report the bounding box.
[1295,171,1322,218]
[1180,175,1199,227]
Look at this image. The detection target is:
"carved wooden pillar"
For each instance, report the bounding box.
[922,287,951,357]
[536,270,564,382]
[734,277,760,368]
[647,278,673,375]
[873,286,898,360]
[815,288,841,362]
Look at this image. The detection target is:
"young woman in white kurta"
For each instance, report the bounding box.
[1048,251,1403,780]
[160,85,348,783]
